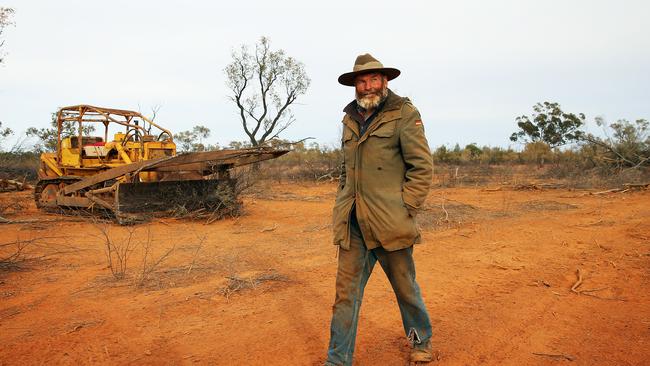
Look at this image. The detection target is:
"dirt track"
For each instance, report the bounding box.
[1,182,649,365]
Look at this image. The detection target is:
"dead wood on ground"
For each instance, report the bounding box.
[0,179,32,192]
[589,182,649,195]
[217,271,289,298]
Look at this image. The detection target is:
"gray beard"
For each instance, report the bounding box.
[356,88,388,110]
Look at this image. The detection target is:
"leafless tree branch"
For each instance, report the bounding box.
[224,36,310,147]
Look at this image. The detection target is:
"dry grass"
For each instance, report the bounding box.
[517,200,578,211]
[432,163,650,189]
[94,224,178,286]
[0,234,82,273]
[0,192,28,219]
[417,199,482,230]
[0,239,31,271]
[217,270,290,299]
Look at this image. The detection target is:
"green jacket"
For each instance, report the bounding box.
[332,89,433,251]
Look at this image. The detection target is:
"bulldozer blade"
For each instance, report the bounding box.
[115,178,238,214]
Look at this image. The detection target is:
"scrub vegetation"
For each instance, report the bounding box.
[1,118,648,189]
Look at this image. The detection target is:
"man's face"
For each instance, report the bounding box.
[354,72,388,110]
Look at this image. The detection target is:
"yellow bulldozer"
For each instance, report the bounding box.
[35,105,288,222]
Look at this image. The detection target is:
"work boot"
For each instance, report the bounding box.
[410,339,433,363]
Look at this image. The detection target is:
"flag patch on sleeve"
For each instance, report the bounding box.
[415,120,423,126]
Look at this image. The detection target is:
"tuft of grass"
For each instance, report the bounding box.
[217,270,289,298]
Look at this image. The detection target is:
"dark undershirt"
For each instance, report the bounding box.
[358,110,378,136]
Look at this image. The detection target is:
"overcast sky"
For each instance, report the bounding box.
[1,0,648,150]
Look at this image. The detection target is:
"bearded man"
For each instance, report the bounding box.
[325,54,434,365]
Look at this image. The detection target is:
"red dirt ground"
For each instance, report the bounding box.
[0,182,648,365]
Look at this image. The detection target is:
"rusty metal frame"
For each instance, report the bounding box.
[55,105,174,165]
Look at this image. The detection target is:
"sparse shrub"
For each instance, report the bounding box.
[0,239,29,271]
[0,193,25,217]
[135,227,176,287]
[96,224,177,285]
[582,117,649,170]
[259,140,341,182]
[0,151,39,181]
[98,225,139,280]
[521,142,552,166]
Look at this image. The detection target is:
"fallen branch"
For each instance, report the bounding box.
[570,268,583,293]
[260,224,278,233]
[591,188,624,195]
[490,262,524,271]
[580,135,639,167]
[514,183,567,191]
[569,269,626,301]
[0,217,89,224]
[623,156,650,171]
[590,182,649,196]
[217,271,289,298]
[623,182,650,189]
[580,287,608,293]
[301,224,330,232]
[481,187,502,192]
[316,172,340,183]
[0,179,32,192]
[514,183,542,191]
[580,292,628,301]
[65,319,104,334]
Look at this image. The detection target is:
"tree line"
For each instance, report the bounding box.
[509,101,649,170]
[1,101,648,180]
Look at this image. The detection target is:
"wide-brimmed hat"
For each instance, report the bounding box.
[338,53,401,86]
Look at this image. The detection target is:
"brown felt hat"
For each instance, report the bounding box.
[338,53,401,86]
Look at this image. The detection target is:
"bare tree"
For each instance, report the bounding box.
[225,37,310,147]
[136,104,162,135]
[0,7,14,64]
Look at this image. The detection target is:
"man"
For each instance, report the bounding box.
[325,53,434,366]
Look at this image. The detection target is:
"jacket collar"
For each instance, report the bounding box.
[342,89,403,137]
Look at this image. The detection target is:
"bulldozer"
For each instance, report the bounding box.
[34,105,288,222]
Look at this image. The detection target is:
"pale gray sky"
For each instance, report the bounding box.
[1,0,649,150]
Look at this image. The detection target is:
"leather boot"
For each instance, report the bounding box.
[410,339,433,363]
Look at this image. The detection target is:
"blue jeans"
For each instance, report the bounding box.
[325,212,432,366]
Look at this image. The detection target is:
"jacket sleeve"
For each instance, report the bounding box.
[399,103,433,211]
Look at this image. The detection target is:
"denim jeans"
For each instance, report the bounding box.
[325,211,432,366]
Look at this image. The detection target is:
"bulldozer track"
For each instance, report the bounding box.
[34,177,82,210]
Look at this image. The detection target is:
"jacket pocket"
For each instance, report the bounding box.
[332,197,354,249]
[343,128,356,169]
[368,121,397,163]
[364,191,417,247]
[369,121,396,138]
